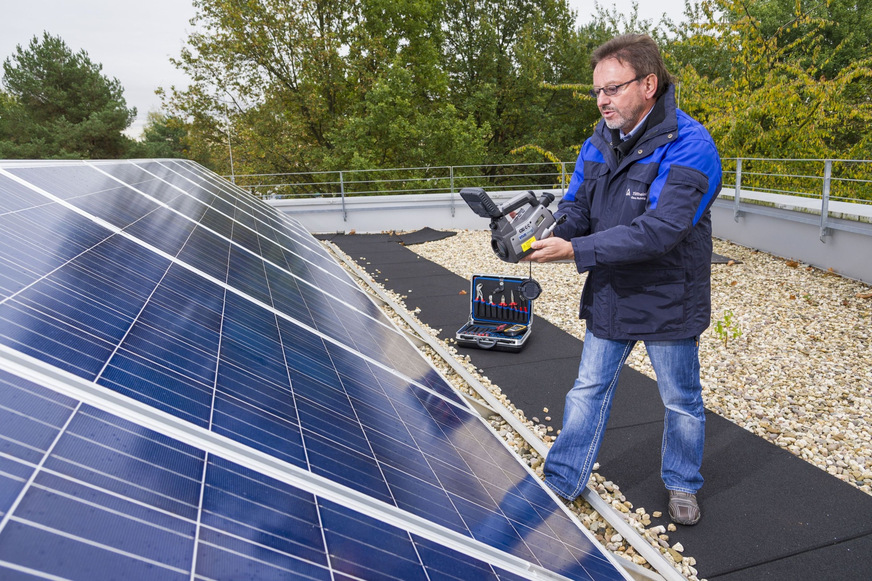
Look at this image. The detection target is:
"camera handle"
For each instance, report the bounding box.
[540,213,567,239]
[497,191,554,218]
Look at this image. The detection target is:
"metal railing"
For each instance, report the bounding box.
[229,159,872,227]
[722,158,872,204]
[228,162,572,200]
[720,158,872,240]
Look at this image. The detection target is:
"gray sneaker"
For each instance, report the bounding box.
[668,490,701,525]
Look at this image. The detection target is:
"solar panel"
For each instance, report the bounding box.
[0,159,629,580]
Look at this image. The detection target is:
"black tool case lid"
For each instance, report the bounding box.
[469,274,533,326]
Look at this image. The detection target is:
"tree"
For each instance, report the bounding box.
[0,32,136,159]
[325,63,491,170]
[165,0,372,175]
[163,0,591,178]
[161,0,872,191]
[665,0,872,201]
[729,0,872,80]
[669,0,872,161]
[440,0,584,163]
[127,111,190,159]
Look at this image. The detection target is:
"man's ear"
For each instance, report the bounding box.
[643,73,658,100]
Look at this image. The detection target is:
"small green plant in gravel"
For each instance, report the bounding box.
[713,309,742,348]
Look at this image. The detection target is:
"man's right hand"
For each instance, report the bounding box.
[522,237,575,263]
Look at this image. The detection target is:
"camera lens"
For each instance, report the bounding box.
[492,237,509,260]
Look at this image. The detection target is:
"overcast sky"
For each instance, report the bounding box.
[1,0,687,140]
[567,0,688,24]
[0,0,197,138]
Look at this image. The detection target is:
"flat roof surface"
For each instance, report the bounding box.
[326,229,872,580]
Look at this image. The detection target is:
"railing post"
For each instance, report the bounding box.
[450,166,455,217]
[820,160,832,241]
[733,158,743,222]
[561,162,566,196]
[340,171,347,222]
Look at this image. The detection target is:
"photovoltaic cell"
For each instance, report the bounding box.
[3,369,561,581]
[0,159,628,580]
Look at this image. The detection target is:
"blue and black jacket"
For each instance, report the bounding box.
[553,84,722,340]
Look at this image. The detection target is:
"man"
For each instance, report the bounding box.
[524,34,721,525]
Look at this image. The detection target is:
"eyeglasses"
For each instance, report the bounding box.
[588,76,644,99]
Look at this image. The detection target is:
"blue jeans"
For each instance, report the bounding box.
[544,330,705,500]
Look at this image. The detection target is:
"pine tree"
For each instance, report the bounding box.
[0,32,136,159]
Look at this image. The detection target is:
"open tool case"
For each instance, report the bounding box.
[455,274,533,352]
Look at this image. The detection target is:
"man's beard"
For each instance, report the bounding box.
[602,102,644,131]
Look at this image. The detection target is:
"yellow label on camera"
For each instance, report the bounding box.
[521,237,535,252]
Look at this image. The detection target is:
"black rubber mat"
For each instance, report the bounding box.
[317,228,455,246]
[712,252,741,264]
[596,414,872,579]
[328,233,872,580]
[398,227,457,245]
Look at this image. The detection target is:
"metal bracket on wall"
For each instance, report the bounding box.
[820,160,833,242]
[733,158,744,222]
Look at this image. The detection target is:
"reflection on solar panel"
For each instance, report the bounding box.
[0,159,628,580]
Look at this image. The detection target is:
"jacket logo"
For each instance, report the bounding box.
[625,188,647,201]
